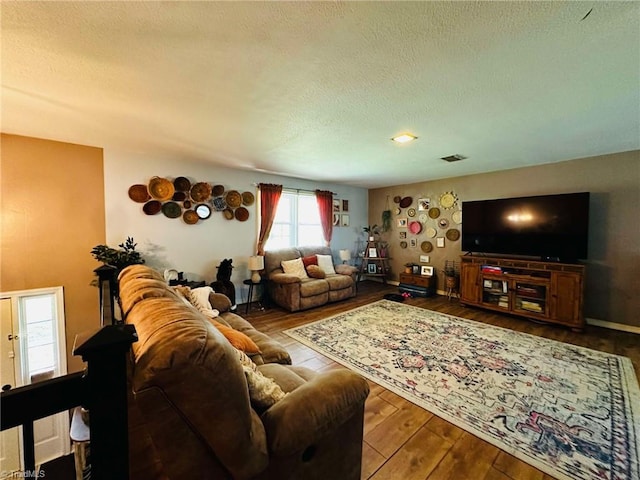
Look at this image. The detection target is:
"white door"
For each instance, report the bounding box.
[0,297,21,478]
[0,288,70,472]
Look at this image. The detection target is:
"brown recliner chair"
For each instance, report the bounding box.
[119,265,370,480]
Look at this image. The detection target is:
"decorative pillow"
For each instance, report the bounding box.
[243,367,287,410]
[316,254,336,275]
[171,286,195,307]
[306,264,326,279]
[188,286,220,319]
[301,255,318,268]
[210,319,261,354]
[281,258,309,279]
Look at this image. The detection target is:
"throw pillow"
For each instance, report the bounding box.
[301,255,318,268]
[281,258,309,279]
[306,264,326,279]
[243,367,287,410]
[316,254,336,274]
[210,319,261,354]
[188,286,220,319]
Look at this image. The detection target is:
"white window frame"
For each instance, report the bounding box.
[265,190,324,250]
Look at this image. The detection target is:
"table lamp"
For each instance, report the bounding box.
[248,255,264,283]
[339,249,351,265]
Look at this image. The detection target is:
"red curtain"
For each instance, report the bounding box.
[315,189,333,246]
[256,183,283,255]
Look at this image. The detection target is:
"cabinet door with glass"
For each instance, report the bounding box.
[512,280,549,317]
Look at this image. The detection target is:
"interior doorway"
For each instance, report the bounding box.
[0,287,70,477]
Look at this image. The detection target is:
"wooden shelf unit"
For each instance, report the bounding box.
[358,240,390,283]
[459,255,585,331]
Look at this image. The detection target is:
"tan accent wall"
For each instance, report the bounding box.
[1,134,105,372]
[369,150,640,327]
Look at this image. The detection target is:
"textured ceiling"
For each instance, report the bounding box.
[2,1,639,188]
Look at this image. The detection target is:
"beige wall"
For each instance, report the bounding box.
[1,134,106,372]
[370,150,640,328]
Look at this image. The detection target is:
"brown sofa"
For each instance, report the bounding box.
[264,246,358,312]
[119,265,369,480]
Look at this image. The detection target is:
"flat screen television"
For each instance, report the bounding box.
[461,192,590,262]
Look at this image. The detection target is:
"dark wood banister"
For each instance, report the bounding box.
[0,323,137,479]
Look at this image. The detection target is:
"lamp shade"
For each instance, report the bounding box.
[248,255,264,283]
[248,255,264,271]
[339,249,351,261]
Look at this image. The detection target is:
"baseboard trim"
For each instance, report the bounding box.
[586,318,640,334]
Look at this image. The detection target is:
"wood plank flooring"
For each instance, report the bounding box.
[245,281,640,480]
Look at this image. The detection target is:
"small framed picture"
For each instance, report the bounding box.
[367,263,377,274]
[341,214,350,227]
[333,199,341,212]
[333,213,340,226]
[418,198,431,211]
[421,266,434,276]
[410,238,417,248]
[342,199,349,212]
[399,231,407,239]
[420,255,430,263]
[436,237,445,248]
[369,247,378,258]
[397,218,407,228]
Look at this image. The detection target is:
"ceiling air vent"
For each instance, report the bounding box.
[441,154,467,162]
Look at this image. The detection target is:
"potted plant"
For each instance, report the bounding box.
[442,260,459,289]
[363,225,380,241]
[91,237,145,275]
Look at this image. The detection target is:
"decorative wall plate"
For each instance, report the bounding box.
[241,191,255,206]
[439,192,458,209]
[428,207,441,219]
[142,200,162,215]
[128,184,150,203]
[212,184,225,197]
[190,182,212,202]
[148,177,175,201]
[418,213,428,223]
[446,228,460,241]
[425,227,437,238]
[452,210,462,224]
[399,196,413,208]
[420,241,433,253]
[438,218,449,229]
[394,207,401,215]
[161,201,182,219]
[173,176,191,192]
[226,190,242,208]
[183,210,199,224]
[409,221,422,234]
[195,203,212,219]
[407,208,416,217]
[400,241,407,249]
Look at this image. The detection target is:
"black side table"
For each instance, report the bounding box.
[243,279,265,314]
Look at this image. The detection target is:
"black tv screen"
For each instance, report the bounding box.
[461,192,590,261]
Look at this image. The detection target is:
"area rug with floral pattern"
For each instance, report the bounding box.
[284,300,640,480]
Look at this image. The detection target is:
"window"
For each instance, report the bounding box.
[265,191,323,249]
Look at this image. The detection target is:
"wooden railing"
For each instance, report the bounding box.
[1,324,137,480]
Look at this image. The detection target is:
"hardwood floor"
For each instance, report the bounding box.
[245,281,640,480]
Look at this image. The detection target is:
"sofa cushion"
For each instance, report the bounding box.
[325,274,354,290]
[316,254,336,274]
[209,319,261,354]
[306,265,326,279]
[221,312,292,365]
[301,255,318,268]
[299,278,330,297]
[281,258,309,279]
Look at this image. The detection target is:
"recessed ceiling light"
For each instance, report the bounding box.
[391,133,418,144]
